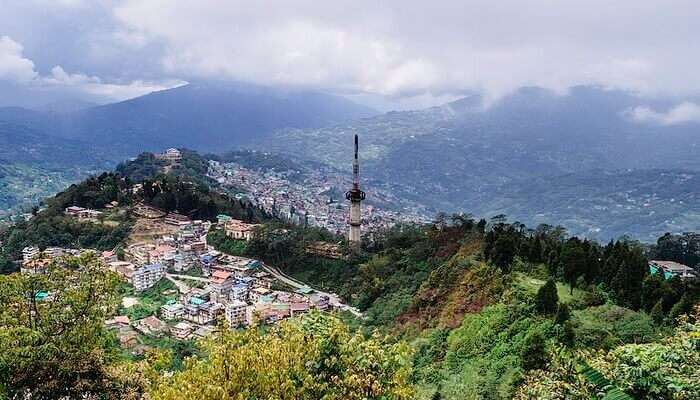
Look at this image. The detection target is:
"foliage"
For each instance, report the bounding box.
[150,313,415,400]
[206,227,248,256]
[570,304,660,350]
[535,278,559,314]
[0,253,125,399]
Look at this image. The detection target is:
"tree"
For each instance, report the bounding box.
[150,313,415,400]
[555,303,570,325]
[650,299,664,325]
[535,278,559,315]
[521,330,549,371]
[0,253,125,399]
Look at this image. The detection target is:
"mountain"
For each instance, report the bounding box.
[0,82,376,214]
[0,121,116,215]
[50,82,377,153]
[256,86,700,240]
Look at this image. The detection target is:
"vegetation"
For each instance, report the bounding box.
[151,313,414,400]
[0,253,123,399]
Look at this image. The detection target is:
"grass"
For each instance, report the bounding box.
[513,272,587,304]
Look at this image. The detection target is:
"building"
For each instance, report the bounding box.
[20,257,51,274]
[160,303,185,320]
[225,300,248,327]
[250,287,272,303]
[230,283,249,302]
[164,213,191,227]
[135,316,168,337]
[305,241,343,259]
[649,260,698,280]
[224,219,260,241]
[132,264,165,291]
[159,148,182,162]
[211,270,234,295]
[171,322,193,339]
[22,246,40,263]
[310,294,330,311]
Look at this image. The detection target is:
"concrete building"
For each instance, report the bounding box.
[225,300,248,327]
[160,303,185,320]
[171,322,193,339]
[649,260,698,280]
[224,219,260,241]
[132,263,165,291]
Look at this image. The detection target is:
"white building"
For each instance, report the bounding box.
[161,303,185,320]
[225,300,248,328]
[171,322,193,339]
[132,263,165,291]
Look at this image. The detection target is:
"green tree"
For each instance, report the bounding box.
[535,278,559,315]
[150,313,415,400]
[0,253,123,399]
[650,299,665,325]
[555,303,570,325]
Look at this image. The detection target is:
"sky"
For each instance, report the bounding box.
[1,0,699,111]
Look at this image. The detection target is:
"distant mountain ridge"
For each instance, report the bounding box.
[256,86,700,240]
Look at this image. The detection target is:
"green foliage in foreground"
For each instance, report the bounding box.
[151,313,415,400]
[0,253,122,399]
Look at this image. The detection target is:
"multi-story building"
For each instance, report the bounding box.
[230,283,249,302]
[132,263,165,291]
[224,219,260,241]
[649,260,698,280]
[225,300,248,328]
[211,270,234,295]
[160,303,185,320]
[171,322,193,339]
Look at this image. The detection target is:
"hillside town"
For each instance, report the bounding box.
[20,202,345,351]
[208,158,431,236]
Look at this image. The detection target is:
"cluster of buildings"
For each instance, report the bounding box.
[109,215,212,291]
[20,246,87,274]
[207,160,430,240]
[64,206,104,220]
[110,250,332,344]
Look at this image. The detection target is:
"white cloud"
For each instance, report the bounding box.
[0,36,37,82]
[628,102,700,126]
[0,36,184,104]
[111,0,700,103]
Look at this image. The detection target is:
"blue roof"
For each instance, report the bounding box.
[189,297,205,305]
[34,291,49,300]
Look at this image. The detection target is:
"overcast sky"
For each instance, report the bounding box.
[1,0,699,110]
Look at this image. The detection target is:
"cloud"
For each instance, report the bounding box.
[0,35,184,105]
[0,36,37,82]
[2,1,700,107]
[628,102,700,126]
[111,0,700,103]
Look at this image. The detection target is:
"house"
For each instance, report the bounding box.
[105,315,131,328]
[225,300,248,328]
[65,206,86,216]
[171,322,193,339]
[649,260,698,280]
[22,246,40,263]
[102,250,118,263]
[211,270,234,295]
[160,303,185,320]
[109,261,137,280]
[230,283,249,302]
[164,213,191,227]
[20,257,51,275]
[159,148,182,162]
[132,264,165,291]
[250,287,273,303]
[135,316,169,337]
[223,219,260,241]
[310,294,330,311]
[305,241,344,259]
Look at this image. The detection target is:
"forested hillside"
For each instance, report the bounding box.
[240,215,700,399]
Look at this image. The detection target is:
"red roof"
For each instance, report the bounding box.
[211,270,232,284]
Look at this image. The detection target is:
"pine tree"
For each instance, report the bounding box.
[650,299,665,325]
[535,278,559,314]
[555,303,570,324]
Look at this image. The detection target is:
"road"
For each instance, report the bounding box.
[260,262,363,318]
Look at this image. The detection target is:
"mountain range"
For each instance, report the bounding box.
[2,83,700,240]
